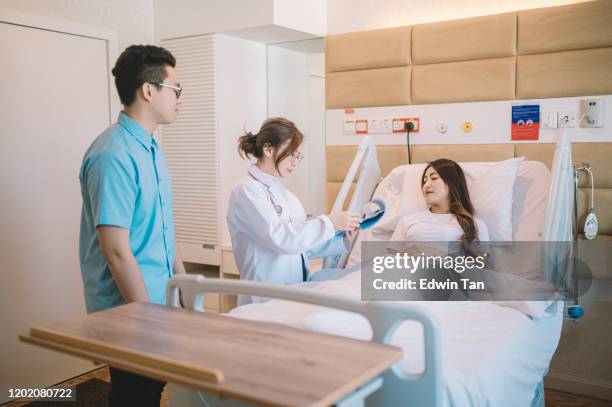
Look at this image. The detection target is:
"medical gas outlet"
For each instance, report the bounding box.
[579,98,604,128]
[540,98,604,129]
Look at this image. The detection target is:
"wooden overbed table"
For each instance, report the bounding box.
[20,302,402,407]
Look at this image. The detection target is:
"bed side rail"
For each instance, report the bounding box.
[332,136,382,214]
[167,275,443,407]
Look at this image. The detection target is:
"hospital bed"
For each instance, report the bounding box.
[169,135,574,407]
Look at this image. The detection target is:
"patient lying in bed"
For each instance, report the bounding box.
[312,159,489,281]
[386,159,562,306]
[390,158,489,244]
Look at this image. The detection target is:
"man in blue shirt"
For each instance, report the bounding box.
[79,45,185,407]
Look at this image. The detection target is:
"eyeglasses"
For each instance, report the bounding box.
[150,82,182,98]
[290,151,304,163]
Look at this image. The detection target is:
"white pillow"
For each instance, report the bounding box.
[512,161,551,241]
[374,157,524,241]
[373,164,426,231]
[464,157,524,240]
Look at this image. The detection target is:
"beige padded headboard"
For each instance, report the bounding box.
[326,0,612,108]
[325,143,612,238]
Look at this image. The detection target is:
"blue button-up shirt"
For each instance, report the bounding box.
[79,112,176,313]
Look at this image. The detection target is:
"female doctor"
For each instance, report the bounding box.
[227,117,362,304]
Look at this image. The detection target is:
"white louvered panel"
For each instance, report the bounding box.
[171,193,218,200]
[174,209,218,217]
[172,202,218,209]
[171,181,218,188]
[160,35,219,263]
[176,227,218,234]
[172,204,218,211]
[167,163,217,170]
[172,191,218,198]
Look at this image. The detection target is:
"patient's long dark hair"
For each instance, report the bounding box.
[421,159,478,252]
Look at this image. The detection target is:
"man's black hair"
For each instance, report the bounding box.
[111,45,176,106]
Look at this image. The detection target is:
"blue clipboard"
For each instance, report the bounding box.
[335,198,386,237]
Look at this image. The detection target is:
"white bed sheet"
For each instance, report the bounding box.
[229,271,563,407]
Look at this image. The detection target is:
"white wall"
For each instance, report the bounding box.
[215,34,268,248]
[273,0,326,37]
[327,0,593,34]
[1,0,153,53]
[267,46,327,216]
[267,46,310,209]
[307,53,327,216]
[155,0,273,41]
[308,52,325,77]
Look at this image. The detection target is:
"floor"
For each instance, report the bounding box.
[545,389,612,407]
[4,366,611,406]
[3,367,167,407]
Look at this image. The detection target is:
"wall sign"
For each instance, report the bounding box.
[511,104,540,141]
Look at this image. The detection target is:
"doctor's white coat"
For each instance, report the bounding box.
[227,164,346,304]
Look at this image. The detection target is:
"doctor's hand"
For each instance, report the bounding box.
[328,211,362,232]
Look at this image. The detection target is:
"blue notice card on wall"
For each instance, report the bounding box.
[511,104,540,141]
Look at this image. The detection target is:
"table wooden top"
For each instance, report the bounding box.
[20,302,402,407]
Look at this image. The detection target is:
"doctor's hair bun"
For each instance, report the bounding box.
[237,118,303,168]
[238,131,259,158]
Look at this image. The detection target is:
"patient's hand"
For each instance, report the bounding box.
[386,243,418,255]
[386,247,400,255]
[386,243,446,257]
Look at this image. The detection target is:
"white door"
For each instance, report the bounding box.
[0,17,113,400]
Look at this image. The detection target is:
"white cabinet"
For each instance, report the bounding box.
[160,34,221,266]
[159,34,267,265]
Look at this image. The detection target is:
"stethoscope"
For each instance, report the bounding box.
[248,171,283,216]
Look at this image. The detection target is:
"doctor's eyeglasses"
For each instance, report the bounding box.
[150,82,182,98]
[289,151,304,164]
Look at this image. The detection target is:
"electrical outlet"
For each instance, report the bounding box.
[381,119,393,133]
[366,118,394,133]
[392,118,406,132]
[392,118,420,133]
[406,118,420,132]
[343,120,356,134]
[558,111,576,128]
[355,119,368,134]
[541,111,558,129]
[579,98,604,128]
[368,119,380,133]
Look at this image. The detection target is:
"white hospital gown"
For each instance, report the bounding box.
[390,210,490,242]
